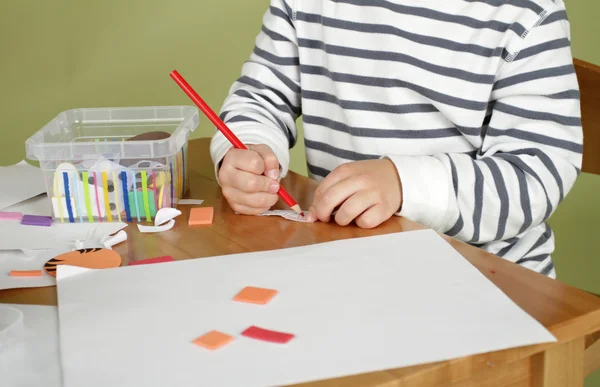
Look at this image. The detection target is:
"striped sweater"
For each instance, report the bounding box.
[210,0,582,277]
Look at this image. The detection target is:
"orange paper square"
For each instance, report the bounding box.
[233,286,278,305]
[189,207,214,226]
[192,330,234,350]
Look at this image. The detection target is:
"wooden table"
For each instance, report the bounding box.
[2,138,600,387]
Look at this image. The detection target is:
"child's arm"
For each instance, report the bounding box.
[210,0,300,182]
[387,10,581,243]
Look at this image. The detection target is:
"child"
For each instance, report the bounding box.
[210,0,582,278]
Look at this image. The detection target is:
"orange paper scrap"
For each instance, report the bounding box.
[10,270,43,277]
[192,330,234,350]
[188,207,214,226]
[233,286,278,305]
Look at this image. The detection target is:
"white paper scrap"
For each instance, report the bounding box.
[137,208,181,233]
[177,199,204,205]
[55,229,556,387]
[260,209,308,222]
[101,230,128,249]
[0,221,127,250]
[0,161,47,211]
[0,304,62,387]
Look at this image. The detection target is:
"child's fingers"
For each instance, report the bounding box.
[222,186,279,212]
[222,148,266,175]
[247,144,280,180]
[310,177,362,223]
[220,168,279,194]
[312,163,355,204]
[355,204,388,229]
[333,191,378,226]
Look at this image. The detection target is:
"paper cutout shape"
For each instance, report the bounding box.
[21,215,53,227]
[177,199,204,205]
[9,270,43,277]
[43,248,122,277]
[233,286,278,305]
[241,326,295,344]
[189,207,214,226]
[0,212,22,221]
[137,208,181,233]
[129,256,174,266]
[101,230,128,249]
[192,330,234,350]
[258,210,308,222]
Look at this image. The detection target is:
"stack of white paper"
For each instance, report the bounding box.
[56,229,556,387]
[0,161,46,211]
[0,304,62,387]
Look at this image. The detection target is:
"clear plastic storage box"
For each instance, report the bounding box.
[25,106,199,223]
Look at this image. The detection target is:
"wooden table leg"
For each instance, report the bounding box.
[532,337,585,387]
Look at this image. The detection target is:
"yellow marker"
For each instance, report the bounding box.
[81,172,94,222]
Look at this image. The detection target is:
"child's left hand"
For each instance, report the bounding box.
[305,159,403,228]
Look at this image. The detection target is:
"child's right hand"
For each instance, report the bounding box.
[218,144,281,215]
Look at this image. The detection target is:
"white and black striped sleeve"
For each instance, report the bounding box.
[388,12,583,244]
[210,0,300,180]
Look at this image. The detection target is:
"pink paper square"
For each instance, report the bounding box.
[0,212,23,221]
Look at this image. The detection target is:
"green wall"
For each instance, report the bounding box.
[0,0,597,172]
[1,1,599,385]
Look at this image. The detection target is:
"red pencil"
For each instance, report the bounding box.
[170,70,303,216]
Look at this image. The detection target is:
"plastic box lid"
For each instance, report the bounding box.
[26,106,199,162]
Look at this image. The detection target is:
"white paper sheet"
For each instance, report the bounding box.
[0,221,127,250]
[2,193,52,217]
[0,249,67,290]
[0,304,62,387]
[55,229,556,387]
[0,161,47,211]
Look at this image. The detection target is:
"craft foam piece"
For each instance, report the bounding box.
[43,248,122,277]
[188,207,214,226]
[21,215,53,227]
[192,330,234,350]
[128,191,157,217]
[241,326,295,344]
[129,256,174,266]
[232,286,278,305]
[0,212,23,221]
[9,270,43,277]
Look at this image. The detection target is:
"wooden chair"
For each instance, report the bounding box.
[575,58,600,175]
[573,58,600,379]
